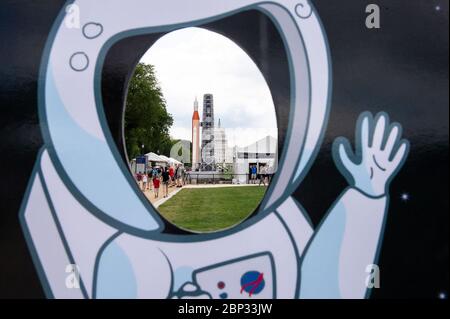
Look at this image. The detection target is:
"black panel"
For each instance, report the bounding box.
[0,0,447,298]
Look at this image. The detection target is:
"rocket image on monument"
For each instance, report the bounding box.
[191,98,201,171]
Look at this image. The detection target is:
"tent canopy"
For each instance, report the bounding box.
[145,152,167,163]
[169,157,182,165]
[158,155,170,162]
[142,153,183,166]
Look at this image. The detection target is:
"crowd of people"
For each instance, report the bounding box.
[135,164,186,199]
[136,163,272,198]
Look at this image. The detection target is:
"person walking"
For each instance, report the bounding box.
[147,169,152,191]
[251,165,257,184]
[152,175,160,198]
[161,167,170,198]
[169,165,175,187]
[259,165,267,186]
[142,172,148,192]
[176,164,183,187]
[136,171,142,187]
[175,164,180,187]
[152,166,158,178]
[181,165,186,186]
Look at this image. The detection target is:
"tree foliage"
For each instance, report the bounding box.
[125,63,176,159]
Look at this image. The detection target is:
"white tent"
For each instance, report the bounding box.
[157,154,182,166]
[158,155,180,166]
[145,152,167,163]
[158,155,170,162]
[169,157,182,165]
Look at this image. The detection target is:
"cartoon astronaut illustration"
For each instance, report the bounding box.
[19,0,409,299]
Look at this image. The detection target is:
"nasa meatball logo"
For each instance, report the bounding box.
[241,271,265,297]
[18,0,409,299]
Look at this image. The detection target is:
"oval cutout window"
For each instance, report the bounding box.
[125,27,278,233]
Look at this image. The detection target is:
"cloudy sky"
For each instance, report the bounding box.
[140,27,277,148]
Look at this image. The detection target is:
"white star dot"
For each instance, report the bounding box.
[400,193,410,202]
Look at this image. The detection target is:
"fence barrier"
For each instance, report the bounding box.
[185,173,274,185]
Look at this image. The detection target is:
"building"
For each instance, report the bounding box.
[200,94,215,171]
[191,98,200,170]
[233,135,278,184]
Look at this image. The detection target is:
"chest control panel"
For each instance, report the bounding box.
[194,252,275,299]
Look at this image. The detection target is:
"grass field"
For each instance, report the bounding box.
[157,186,267,232]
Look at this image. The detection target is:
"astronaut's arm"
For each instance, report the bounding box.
[299,187,387,298]
[299,112,408,299]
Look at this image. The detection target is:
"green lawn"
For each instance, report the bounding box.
[158,186,267,232]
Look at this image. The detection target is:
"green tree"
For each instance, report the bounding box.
[125,63,175,159]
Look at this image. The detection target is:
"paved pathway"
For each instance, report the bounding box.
[141,184,179,205]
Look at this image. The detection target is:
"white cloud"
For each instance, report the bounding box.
[140,27,277,148]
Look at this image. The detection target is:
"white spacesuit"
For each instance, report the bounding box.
[19,0,409,299]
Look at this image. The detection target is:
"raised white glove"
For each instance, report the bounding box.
[333,112,410,197]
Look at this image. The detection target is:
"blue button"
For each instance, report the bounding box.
[219,292,228,299]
